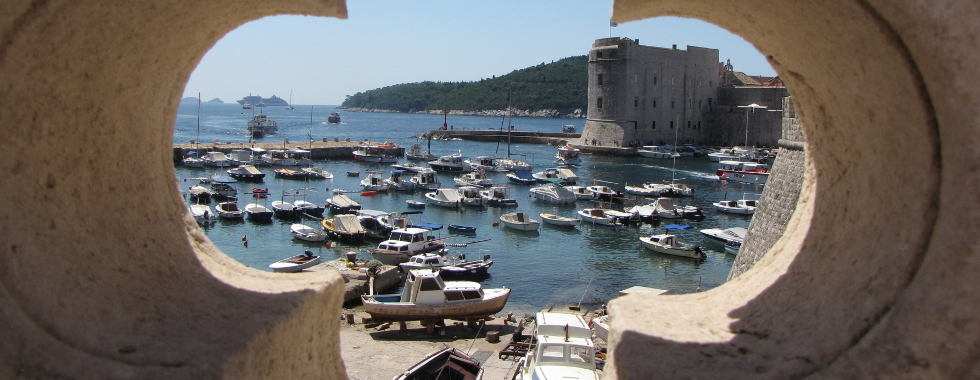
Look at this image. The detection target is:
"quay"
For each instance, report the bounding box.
[418,129,580,146]
[306,258,403,304]
[172,139,403,162]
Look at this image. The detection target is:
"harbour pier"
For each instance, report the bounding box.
[417,129,581,146]
[173,139,403,162]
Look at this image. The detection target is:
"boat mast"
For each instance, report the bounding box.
[507,87,513,159]
[196,92,201,153]
[671,113,679,184]
[309,105,314,150]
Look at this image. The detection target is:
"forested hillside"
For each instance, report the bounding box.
[341,55,588,114]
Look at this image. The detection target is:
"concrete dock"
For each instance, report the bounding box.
[173,139,402,161]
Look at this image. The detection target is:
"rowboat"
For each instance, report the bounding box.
[268,251,321,273]
[289,224,327,242]
[216,201,244,220]
[448,224,477,234]
[639,234,706,259]
[394,347,484,380]
[539,213,581,227]
[406,199,426,208]
[500,212,540,231]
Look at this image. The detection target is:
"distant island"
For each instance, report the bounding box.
[207,98,223,104]
[180,97,223,104]
[341,55,588,118]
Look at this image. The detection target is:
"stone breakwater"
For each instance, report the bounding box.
[343,107,586,119]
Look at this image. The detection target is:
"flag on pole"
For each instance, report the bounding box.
[610,20,618,27]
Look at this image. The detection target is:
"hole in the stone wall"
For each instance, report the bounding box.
[172,9,784,315]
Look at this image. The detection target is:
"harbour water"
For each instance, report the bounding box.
[174,103,761,315]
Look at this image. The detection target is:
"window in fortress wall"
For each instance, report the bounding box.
[597,97,603,109]
[654,100,657,108]
[598,74,603,86]
[652,121,656,129]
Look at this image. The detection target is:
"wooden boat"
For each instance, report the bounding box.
[394,347,484,380]
[321,214,366,243]
[215,201,244,220]
[271,200,299,218]
[539,213,581,227]
[346,171,360,177]
[425,188,461,208]
[325,193,361,214]
[448,224,477,234]
[268,251,321,273]
[640,234,706,259]
[398,252,493,279]
[360,269,510,323]
[406,199,426,208]
[289,224,327,242]
[514,312,599,380]
[369,227,446,265]
[226,164,266,182]
[500,213,540,231]
[244,202,273,221]
[577,209,623,227]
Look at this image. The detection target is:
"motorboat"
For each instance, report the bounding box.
[215,201,244,220]
[561,125,576,133]
[604,209,640,224]
[425,188,461,208]
[637,145,680,159]
[271,200,299,219]
[466,156,507,172]
[228,147,267,166]
[409,168,441,190]
[325,193,361,214]
[391,162,428,173]
[453,169,493,187]
[269,251,321,273]
[499,212,540,231]
[564,185,598,200]
[625,200,661,223]
[513,312,599,380]
[182,151,205,168]
[555,145,581,166]
[356,210,395,240]
[262,149,310,166]
[188,204,214,226]
[302,167,333,179]
[226,165,266,182]
[529,184,577,205]
[246,111,277,138]
[289,224,327,242]
[708,146,764,162]
[539,213,581,227]
[532,168,578,185]
[353,144,401,163]
[700,226,748,245]
[640,234,706,259]
[713,199,758,214]
[207,174,238,199]
[346,171,359,177]
[725,241,742,255]
[496,157,533,172]
[202,151,230,167]
[321,214,367,243]
[447,225,477,234]
[398,252,493,279]
[717,160,771,185]
[652,197,703,219]
[406,199,426,208]
[427,153,467,172]
[586,185,621,202]
[393,348,484,380]
[243,202,274,221]
[645,182,695,196]
[624,183,660,197]
[385,170,415,191]
[360,269,510,323]
[187,184,212,202]
[292,196,324,217]
[369,227,446,265]
[480,186,518,207]
[360,170,389,191]
[457,186,485,206]
[405,143,437,161]
[327,111,341,124]
[506,170,538,185]
[274,168,307,180]
[577,208,623,227]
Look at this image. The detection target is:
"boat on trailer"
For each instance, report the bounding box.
[360,269,510,323]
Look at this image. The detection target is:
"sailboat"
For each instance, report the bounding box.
[182,93,205,168]
[285,90,296,110]
[496,87,533,171]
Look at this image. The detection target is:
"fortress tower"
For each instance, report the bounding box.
[580,38,720,147]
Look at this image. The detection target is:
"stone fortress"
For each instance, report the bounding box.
[578,37,788,149]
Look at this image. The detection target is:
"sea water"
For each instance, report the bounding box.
[174,103,761,315]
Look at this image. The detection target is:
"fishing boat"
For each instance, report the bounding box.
[269,251,321,273]
[457,186,484,206]
[369,227,446,265]
[506,170,537,185]
[513,312,599,380]
[577,208,623,226]
[243,202,274,221]
[480,186,518,207]
[356,210,395,240]
[409,168,441,190]
[325,193,361,214]
[385,170,416,191]
[321,214,366,243]
[360,269,510,323]
[499,212,540,231]
[327,110,341,124]
[447,224,477,234]
[271,200,299,218]
[394,347,484,380]
[406,199,426,208]
[398,252,493,279]
[713,199,758,214]
[424,188,461,208]
[226,165,266,182]
[454,169,493,187]
[202,151,230,168]
[539,213,581,227]
[699,226,748,245]
[246,111,277,138]
[188,204,214,226]
[564,185,598,200]
[640,233,705,259]
[427,153,467,172]
[353,144,401,163]
[405,143,437,161]
[529,184,577,205]
[360,170,389,191]
[466,156,506,172]
[301,167,333,179]
[555,145,581,166]
[215,201,244,220]
[717,160,771,185]
[652,197,704,219]
[289,223,327,242]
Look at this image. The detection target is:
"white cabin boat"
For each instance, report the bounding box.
[454,169,493,187]
[360,269,510,323]
[637,145,680,159]
[529,184,577,205]
[480,186,518,207]
[182,151,205,168]
[215,201,244,220]
[202,151,230,167]
[564,186,598,200]
[458,186,485,206]
[645,182,695,196]
[577,208,623,226]
[425,188,461,208]
[406,143,437,161]
[385,170,415,191]
[302,167,333,179]
[640,234,706,259]
[624,183,660,197]
[290,223,327,242]
[227,164,266,182]
[466,156,507,172]
[713,199,758,214]
[499,212,540,231]
[717,160,771,185]
[360,170,390,191]
[514,312,599,380]
[410,169,441,190]
[428,154,466,172]
[246,111,277,138]
[652,197,703,219]
[496,157,533,172]
[539,213,581,226]
[532,168,578,185]
[353,144,401,163]
[555,145,581,165]
[369,227,447,265]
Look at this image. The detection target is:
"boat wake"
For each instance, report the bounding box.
[624,163,718,180]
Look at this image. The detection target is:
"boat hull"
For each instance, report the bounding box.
[639,237,705,259]
[269,255,321,272]
[540,214,581,226]
[361,288,510,322]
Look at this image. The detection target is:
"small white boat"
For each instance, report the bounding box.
[466,156,507,172]
[244,203,274,221]
[458,186,485,206]
[713,199,758,214]
[216,201,244,220]
[290,223,327,242]
[271,200,298,218]
[514,312,599,380]
[227,164,266,182]
[183,151,205,168]
[406,199,426,208]
[480,186,518,207]
[302,167,333,179]
[645,182,695,196]
[539,213,581,226]
[325,193,361,214]
[637,145,680,159]
[624,183,660,197]
[717,160,771,184]
[577,208,623,226]
[586,185,619,201]
[425,188,461,208]
[202,151,230,167]
[292,198,324,217]
[652,197,703,219]
[353,145,400,163]
[640,234,706,259]
[360,170,390,191]
[506,170,538,185]
[428,153,467,172]
[405,143,437,161]
[499,212,540,231]
[454,169,493,187]
[385,170,416,191]
[369,227,446,265]
[700,227,748,245]
[564,185,598,200]
[410,168,441,190]
[188,204,214,226]
[529,184,577,205]
[269,251,321,273]
[555,145,581,165]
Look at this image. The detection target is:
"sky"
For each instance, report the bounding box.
[183,0,775,106]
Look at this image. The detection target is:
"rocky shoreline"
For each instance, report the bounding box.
[342,107,586,119]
